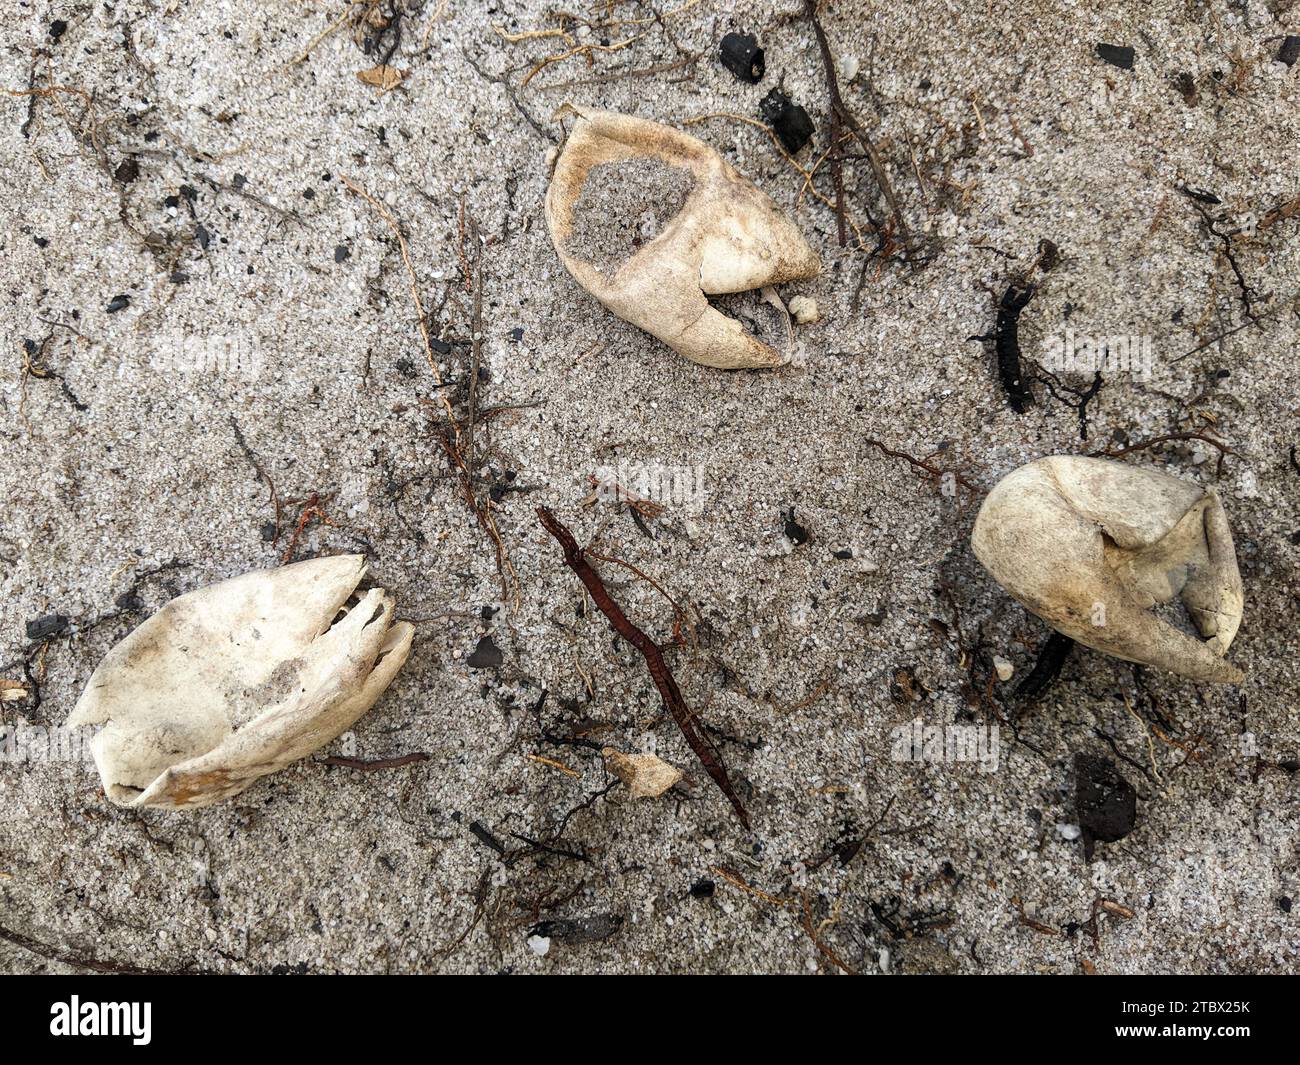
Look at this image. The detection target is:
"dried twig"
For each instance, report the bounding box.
[1090,431,1237,461]
[536,507,751,828]
[804,0,910,249]
[340,175,458,441]
[521,36,639,87]
[862,437,977,495]
[0,923,207,975]
[318,753,430,771]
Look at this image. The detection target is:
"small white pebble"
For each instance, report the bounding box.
[1057,823,1082,841]
[993,655,1014,681]
[526,934,551,956]
[788,295,819,324]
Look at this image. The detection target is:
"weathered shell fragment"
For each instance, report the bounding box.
[972,456,1243,684]
[603,747,684,798]
[545,106,821,369]
[69,555,413,809]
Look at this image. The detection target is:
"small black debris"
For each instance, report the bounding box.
[529,914,623,944]
[260,521,278,543]
[113,157,140,184]
[429,335,452,355]
[833,838,864,867]
[832,548,853,560]
[1074,753,1137,860]
[1095,43,1135,70]
[783,506,809,545]
[232,173,248,190]
[34,236,48,248]
[26,614,70,641]
[194,224,211,250]
[1173,71,1198,106]
[719,32,765,83]
[972,282,1035,413]
[467,635,504,669]
[889,665,925,704]
[468,820,505,854]
[1016,631,1074,700]
[106,295,130,314]
[180,184,198,202]
[394,357,415,377]
[759,88,815,154]
[169,271,190,284]
[1181,186,1221,206]
[509,327,524,342]
[690,878,716,899]
[1037,237,1061,273]
[1279,36,1300,68]
[333,244,351,263]
[163,194,180,209]
[115,591,143,612]
[1278,896,1293,914]
[302,187,315,200]
[489,470,517,503]
[49,19,68,39]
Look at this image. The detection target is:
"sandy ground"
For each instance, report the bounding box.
[1,0,1298,975]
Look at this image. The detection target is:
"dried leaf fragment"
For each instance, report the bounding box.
[603,747,683,798]
[357,64,404,92]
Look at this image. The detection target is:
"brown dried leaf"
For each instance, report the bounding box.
[357,64,404,92]
[602,747,683,798]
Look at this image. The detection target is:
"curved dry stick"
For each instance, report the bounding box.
[536,507,751,829]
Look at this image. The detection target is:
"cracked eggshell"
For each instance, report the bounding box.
[68,555,413,809]
[972,456,1243,684]
[545,106,821,369]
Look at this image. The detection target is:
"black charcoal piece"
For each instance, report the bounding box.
[1279,36,1300,68]
[529,914,623,943]
[26,614,69,640]
[783,507,809,545]
[759,88,814,154]
[1095,43,1135,70]
[467,635,504,669]
[1074,753,1137,860]
[106,294,130,313]
[719,32,765,83]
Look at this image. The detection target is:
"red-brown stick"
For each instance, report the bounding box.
[536,507,751,830]
[318,753,430,771]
